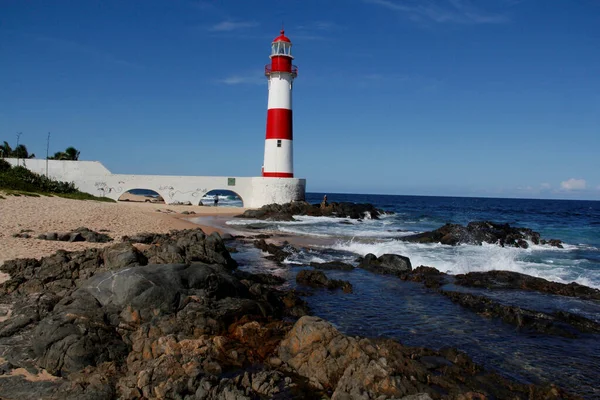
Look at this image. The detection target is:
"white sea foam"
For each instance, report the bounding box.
[330,239,600,289]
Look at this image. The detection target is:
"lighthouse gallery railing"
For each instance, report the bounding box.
[265,65,298,77]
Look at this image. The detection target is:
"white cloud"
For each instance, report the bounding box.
[540,183,551,190]
[208,20,259,32]
[560,178,587,191]
[217,73,263,85]
[363,0,509,24]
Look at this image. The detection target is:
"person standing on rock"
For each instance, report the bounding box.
[320,194,328,209]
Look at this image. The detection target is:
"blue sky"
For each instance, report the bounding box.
[1,0,599,200]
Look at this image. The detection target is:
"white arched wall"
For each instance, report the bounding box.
[4,158,305,208]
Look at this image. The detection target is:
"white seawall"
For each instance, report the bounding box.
[4,158,306,208]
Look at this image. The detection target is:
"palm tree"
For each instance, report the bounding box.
[0,141,34,158]
[63,146,80,160]
[49,146,80,160]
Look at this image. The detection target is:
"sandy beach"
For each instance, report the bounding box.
[0,192,246,270]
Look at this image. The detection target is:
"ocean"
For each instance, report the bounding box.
[221,193,600,398]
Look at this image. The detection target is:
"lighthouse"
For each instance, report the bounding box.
[262,30,298,178]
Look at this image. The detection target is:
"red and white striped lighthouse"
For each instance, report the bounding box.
[262,30,298,178]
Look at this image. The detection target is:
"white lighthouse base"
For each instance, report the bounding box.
[4,158,306,208]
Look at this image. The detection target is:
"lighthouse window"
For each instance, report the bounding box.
[277,140,282,147]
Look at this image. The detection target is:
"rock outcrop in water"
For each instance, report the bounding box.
[400,221,563,248]
[296,270,353,293]
[0,229,584,399]
[358,253,413,276]
[236,201,387,221]
[454,270,600,300]
[441,290,600,338]
[278,316,576,399]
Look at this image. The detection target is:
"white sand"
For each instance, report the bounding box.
[0,192,246,271]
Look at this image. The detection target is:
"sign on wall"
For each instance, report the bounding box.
[228,178,236,186]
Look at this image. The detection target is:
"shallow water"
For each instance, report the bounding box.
[233,242,600,398]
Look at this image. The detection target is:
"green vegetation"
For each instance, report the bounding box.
[1,141,35,159]
[0,159,114,202]
[49,146,80,160]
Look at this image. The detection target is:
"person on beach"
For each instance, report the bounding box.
[214,194,219,207]
[320,194,328,209]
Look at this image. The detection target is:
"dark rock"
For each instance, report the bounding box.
[68,232,85,242]
[72,227,113,243]
[358,253,412,276]
[102,242,147,270]
[234,270,286,285]
[309,261,355,271]
[12,233,31,239]
[220,233,234,241]
[278,316,575,399]
[401,266,447,289]
[236,201,388,221]
[36,228,113,243]
[254,234,272,239]
[141,229,237,269]
[32,294,129,376]
[401,221,563,248]
[253,239,293,263]
[441,291,600,337]
[296,270,352,293]
[454,270,600,300]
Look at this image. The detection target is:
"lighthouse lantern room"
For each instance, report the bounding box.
[263,30,298,178]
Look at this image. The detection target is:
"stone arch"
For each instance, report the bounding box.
[117,188,165,204]
[200,189,244,207]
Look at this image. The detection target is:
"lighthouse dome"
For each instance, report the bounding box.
[273,30,291,43]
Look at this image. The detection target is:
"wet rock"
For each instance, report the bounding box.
[309,261,355,271]
[400,221,563,248]
[442,290,600,337]
[278,316,578,399]
[296,270,353,293]
[234,270,286,285]
[139,229,237,269]
[402,266,447,289]
[454,270,600,300]
[236,201,388,221]
[253,239,293,263]
[358,253,412,276]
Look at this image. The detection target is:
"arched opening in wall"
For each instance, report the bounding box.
[118,189,165,203]
[200,189,243,207]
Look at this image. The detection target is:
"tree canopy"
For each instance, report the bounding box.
[0,141,35,158]
[49,146,81,160]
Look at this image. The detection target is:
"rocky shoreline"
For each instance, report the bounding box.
[0,225,594,399]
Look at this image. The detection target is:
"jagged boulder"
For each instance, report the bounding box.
[358,253,412,276]
[139,229,237,269]
[236,201,388,221]
[37,227,113,243]
[401,221,563,248]
[278,316,577,399]
[296,270,352,293]
[454,270,600,300]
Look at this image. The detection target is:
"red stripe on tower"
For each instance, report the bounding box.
[266,109,293,140]
[262,30,297,178]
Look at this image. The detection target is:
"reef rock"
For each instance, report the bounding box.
[400,221,563,248]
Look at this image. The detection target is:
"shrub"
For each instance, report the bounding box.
[0,159,10,172]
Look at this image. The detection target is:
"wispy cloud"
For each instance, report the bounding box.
[217,72,263,85]
[363,0,509,24]
[34,35,139,68]
[208,20,259,32]
[561,178,587,191]
[293,20,343,41]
